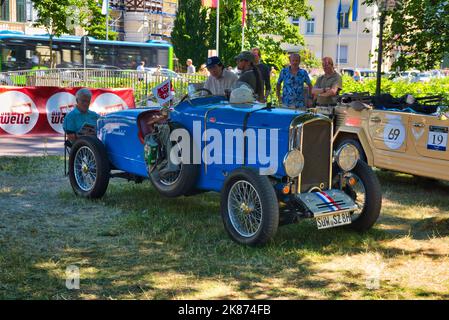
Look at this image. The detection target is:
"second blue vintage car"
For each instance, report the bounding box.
[68,89,382,246]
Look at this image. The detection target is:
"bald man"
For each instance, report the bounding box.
[312,57,343,106]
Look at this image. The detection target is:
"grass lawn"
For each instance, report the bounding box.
[0,156,448,300]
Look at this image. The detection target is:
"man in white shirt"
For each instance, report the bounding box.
[136,61,145,71]
[186,59,196,74]
[203,56,238,96]
[136,61,145,81]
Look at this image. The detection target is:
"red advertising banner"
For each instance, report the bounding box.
[0,87,136,136]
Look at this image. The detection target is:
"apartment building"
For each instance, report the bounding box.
[286,0,386,71]
[0,0,177,43]
[0,0,48,34]
[110,0,177,42]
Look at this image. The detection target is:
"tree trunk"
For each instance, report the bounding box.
[49,34,53,69]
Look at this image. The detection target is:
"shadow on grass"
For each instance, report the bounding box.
[47,176,448,299]
[2,156,449,299]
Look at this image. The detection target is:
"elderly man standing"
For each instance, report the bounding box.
[203,56,238,96]
[63,88,99,142]
[276,53,312,110]
[312,57,343,106]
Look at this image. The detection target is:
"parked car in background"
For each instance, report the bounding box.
[341,68,377,81]
[393,70,420,82]
[411,72,432,83]
[430,70,443,79]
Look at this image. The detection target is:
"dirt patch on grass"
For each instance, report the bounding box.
[1,157,448,299]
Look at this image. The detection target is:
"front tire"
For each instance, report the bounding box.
[339,161,382,231]
[69,136,110,199]
[221,168,279,246]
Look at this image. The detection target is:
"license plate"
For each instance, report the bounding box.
[316,211,352,230]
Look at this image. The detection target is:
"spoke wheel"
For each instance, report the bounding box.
[221,168,279,246]
[74,146,97,192]
[69,136,110,199]
[227,180,263,238]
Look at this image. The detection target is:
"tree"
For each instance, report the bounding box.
[245,0,311,70]
[171,0,312,71]
[171,0,211,72]
[32,0,81,67]
[83,0,118,40]
[364,0,449,71]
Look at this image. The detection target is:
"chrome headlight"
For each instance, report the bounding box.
[335,143,359,172]
[283,149,304,177]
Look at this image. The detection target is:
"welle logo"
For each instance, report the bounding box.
[46,92,77,134]
[90,93,128,116]
[0,91,39,135]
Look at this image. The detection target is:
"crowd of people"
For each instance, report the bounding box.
[63,52,341,143]
[185,50,342,109]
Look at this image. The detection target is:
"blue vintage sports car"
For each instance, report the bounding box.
[68,89,382,246]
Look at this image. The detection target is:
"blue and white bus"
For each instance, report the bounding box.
[0,31,173,72]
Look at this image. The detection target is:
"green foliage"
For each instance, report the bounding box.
[300,48,321,69]
[171,0,311,71]
[171,0,212,72]
[245,0,310,69]
[32,0,72,35]
[363,0,449,71]
[341,75,449,104]
[83,0,118,40]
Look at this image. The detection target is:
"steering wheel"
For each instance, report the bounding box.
[180,88,214,103]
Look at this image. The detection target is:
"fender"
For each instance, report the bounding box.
[334,126,374,167]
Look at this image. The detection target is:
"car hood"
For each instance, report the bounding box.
[171,96,310,131]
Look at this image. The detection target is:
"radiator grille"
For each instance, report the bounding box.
[299,119,332,192]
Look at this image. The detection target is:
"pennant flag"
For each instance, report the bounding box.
[337,0,342,34]
[349,0,358,22]
[242,0,247,26]
[152,79,175,105]
[202,0,217,8]
[101,0,109,15]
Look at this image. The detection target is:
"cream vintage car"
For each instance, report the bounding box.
[317,94,449,182]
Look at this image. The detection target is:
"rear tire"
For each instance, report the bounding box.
[149,123,200,198]
[221,168,279,246]
[69,136,110,199]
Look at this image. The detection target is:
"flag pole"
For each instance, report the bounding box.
[337,34,341,71]
[241,0,246,51]
[106,1,109,41]
[242,25,245,51]
[216,0,220,56]
[354,0,360,69]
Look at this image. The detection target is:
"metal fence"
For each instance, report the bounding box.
[0,69,208,106]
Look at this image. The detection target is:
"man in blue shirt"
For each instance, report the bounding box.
[63,88,99,142]
[276,53,312,110]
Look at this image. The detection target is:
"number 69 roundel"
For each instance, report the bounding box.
[383,116,406,150]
